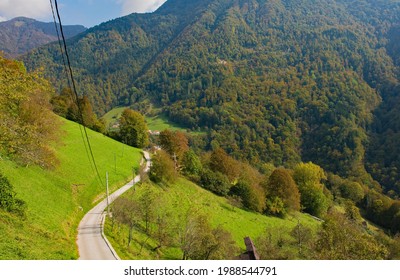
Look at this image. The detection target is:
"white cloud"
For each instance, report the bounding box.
[0,0,51,21]
[117,0,167,15]
[0,15,7,22]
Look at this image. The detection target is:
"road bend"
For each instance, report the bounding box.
[77,151,151,260]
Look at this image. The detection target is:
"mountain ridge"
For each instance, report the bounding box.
[23,0,400,194]
[0,17,86,57]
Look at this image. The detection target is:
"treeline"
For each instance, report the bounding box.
[110,128,400,259]
[147,129,400,237]
[255,209,400,260]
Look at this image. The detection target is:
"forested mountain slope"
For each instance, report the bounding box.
[0,17,86,58]
[24,0,400,194]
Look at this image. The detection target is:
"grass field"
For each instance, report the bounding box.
[104,177,320,260]
[102,106,128,130]
[102,107,191,133]
[0,117,143,259]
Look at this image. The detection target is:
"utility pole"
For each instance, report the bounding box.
[106,171,110,215]
[114,152,116,173]
[132,166,136,190]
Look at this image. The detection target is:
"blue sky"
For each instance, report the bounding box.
[0,0,167,28]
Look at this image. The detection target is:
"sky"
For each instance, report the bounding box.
[0,0,167,28]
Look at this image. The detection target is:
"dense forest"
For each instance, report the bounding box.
[23,0,400,199]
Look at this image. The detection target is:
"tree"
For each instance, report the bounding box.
[159,129,189,162]
[290,221,314,258]
[111,197,141,246]
[340,181,365,204]
[314,211,388,259]
[232,179,266,213]
[257,227,295,260]
[137,183,158,234]
[181,149,202,177]
[179,213,238,260]
[199,169,231,196]
[119,108,149,148]
[50,87,73,117]
[209,148,241,183]
[149,150,177,184]
[293,162,330,217]
[231,163,266,213]
[0,55,60,169]
[264,168,301,216]
[153,202,174,251]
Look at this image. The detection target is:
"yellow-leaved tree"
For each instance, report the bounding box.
[0,55,60,168]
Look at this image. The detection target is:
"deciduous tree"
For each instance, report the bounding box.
[265,168,301,215]
[0,55,60,168]
[159,129,189,162]
[293,162,330,217]
[149,150,177,185]
[119,108,149,148]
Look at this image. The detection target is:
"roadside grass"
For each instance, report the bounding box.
[0,117,142,259]
[105,177,319,260]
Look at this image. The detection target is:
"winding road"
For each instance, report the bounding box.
[77,151,151,260]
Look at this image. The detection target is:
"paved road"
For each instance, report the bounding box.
[77,151,151,260]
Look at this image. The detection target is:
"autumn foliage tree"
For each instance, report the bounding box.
[149,150,177,185]
[159,129,189,162]
[0,55,60,168]
[265,168,301,216]
[209,148,241,183]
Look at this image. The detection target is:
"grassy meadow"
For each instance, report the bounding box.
[103,107,188,133]
[105,177,320,260]
[0,118,142,259]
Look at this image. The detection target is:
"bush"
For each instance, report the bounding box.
[0,173,26,217]
[231,180,265,213]
[200,169,231,196]
[149,150,177,185]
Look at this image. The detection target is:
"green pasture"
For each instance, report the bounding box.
[0,118,142,259]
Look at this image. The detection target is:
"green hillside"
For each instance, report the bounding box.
[23,0,400,196]
[0,117,142,259]
[105,177,319,260]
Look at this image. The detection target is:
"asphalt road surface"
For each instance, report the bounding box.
[77,151,151,260]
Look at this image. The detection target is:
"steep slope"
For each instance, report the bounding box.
[23,0,400,192]
[0,17,86,57]
[0,118,142,259]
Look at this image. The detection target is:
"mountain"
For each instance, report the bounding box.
[23,0,400,194]
[0,17,86,57]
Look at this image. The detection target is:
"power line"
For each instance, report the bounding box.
[50,0,104,186]
[50,0,97,179]
[49,0,72,91]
